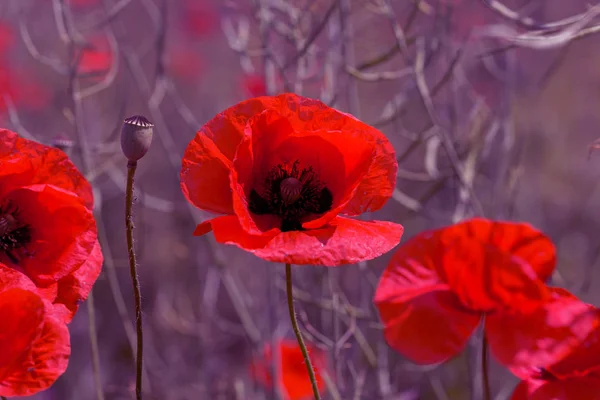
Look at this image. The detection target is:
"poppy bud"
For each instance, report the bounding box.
[121,115,154,162]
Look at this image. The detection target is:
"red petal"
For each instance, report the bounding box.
[374,236,481,364]
[204,215,403,266]
[230,110,295,234]
[0,306,70,397]
[4,184,98,285]
[510,380,545,400]
[250,339,328,400]
[511,377,600,400]
[0,129,94,210]
[53,240,103,323]
[441,238,550,313]
[486,288,600,380]
[450,218,556,282]
[0,288,45,386]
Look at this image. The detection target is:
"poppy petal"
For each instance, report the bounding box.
[451,218,556,282]
[511,377,600,400]
[180,130,236,215]
[0,307,70,397]
[486,288,600,380]
[0,288,45,386]
[250,339,328,400]
[374,236,481,364]
[3,184,98,285]
[0,129,94,210]
[202,215,403,266]
[510,379,544,400]
[180,97,271,215]
[230,110,295,234]
[53,240,103,323]
[440,235,550,313]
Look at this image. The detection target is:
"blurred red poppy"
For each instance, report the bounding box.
[0,67,51,113]
[183,0,217,38]
[373,218,593,369]
[510,291,600,400]
[250,339,328,400]
[0,24,13,57]
[77,35,113,80]
[0,129,102,322]
[243,74,267,97]
[0,264,70,397]
[180,93,403,266]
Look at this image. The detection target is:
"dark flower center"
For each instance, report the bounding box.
[0,201,32,264]
[533,367,558,381]
[248,160,333,232]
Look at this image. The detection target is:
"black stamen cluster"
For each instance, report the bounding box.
[249,160,333,232]
[0,201,32,264]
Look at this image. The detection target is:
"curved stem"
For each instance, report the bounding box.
[285,263,321,400]
[125,160,143,400]
[482,334,491,400]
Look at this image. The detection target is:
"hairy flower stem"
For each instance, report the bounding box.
[482,334,491,400]
[125,160,143,400]
[285,263,321,400]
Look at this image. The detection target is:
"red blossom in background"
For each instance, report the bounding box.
[510,291,600,400]
[243,74,268,97]
[250,340,328,400]
[183,0,217,38]
[0,23,13,56]
[374,218,596,371]
[0,129,102,322]
[166,45,205,79]
[180,93,403,266]
[0,264,70,397]
[77,35,113,80]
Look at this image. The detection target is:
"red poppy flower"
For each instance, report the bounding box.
[0,129,102,322]
[183,0,217,38]
[77,35,113,79]
[180,93,403,266]
[373,218,591,369]
[0,24,13,57]
[0,264,70,397]
[250,339,328,400]
[508,290,600,400]
[0,67,50,113]
[243,74,267,97]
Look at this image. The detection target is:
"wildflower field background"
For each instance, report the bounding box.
[3,0,600,399]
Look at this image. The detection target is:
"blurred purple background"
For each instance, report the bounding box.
[3,0,600,399]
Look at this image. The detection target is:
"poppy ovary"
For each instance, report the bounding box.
[280,177,303,205]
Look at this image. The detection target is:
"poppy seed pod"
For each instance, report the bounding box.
[121,115,154,162]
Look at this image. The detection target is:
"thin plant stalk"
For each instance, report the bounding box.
[482,333,491,400]
[285,263,321,400]
[125,160,144,400]
[87,290,105,400]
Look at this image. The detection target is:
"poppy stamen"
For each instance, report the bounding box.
[248,160,333,232]
[0,200,32,264]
